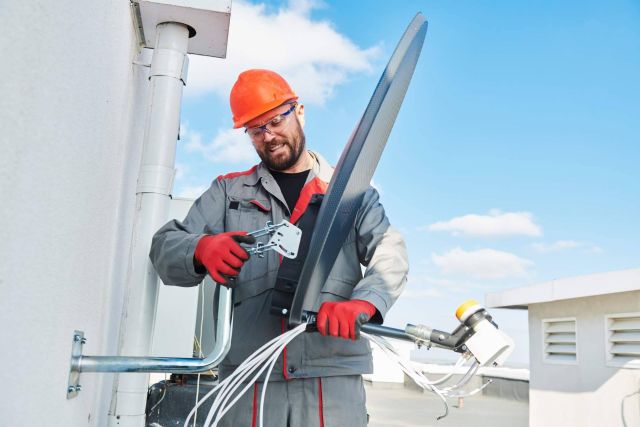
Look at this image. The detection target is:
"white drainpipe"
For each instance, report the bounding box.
[108,21,189,427]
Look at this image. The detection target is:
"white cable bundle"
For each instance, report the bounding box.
[362,332,492,420]
[185,326,489,426]
[184,324,307,427]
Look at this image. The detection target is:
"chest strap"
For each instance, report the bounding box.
[270,193,323,318]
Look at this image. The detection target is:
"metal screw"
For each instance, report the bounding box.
[281,309,288,315]
[68,386,76,393]
[81,337,87,344]
[76,385,82,391]
[73,334,82,342]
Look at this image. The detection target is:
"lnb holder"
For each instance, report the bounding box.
[300,300,514,368]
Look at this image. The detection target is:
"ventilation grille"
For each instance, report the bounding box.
[543,318,577,364]
[606,313,640,368]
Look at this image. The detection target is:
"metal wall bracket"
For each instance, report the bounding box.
[67,330,86,399]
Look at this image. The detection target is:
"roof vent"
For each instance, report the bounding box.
[542,318,577,364]
[606,313,640,369]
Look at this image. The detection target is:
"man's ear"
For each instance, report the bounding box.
[296,104,305,128]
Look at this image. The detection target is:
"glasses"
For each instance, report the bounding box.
[245,104,297,141]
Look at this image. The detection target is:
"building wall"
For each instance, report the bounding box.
[528,291,640,427]
[0,2,150,425]
[152,198,200,359]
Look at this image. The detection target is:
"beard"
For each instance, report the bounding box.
[256,119,306,171]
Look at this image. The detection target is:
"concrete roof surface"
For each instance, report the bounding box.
[365,382,528,427]
[485,268,640,309]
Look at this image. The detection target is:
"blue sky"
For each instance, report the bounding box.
[175,0,639,365]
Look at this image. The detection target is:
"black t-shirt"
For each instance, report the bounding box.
[269,169,310,212]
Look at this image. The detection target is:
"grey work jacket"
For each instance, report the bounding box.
[150,151,408,380]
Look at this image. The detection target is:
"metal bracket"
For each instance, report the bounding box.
[246,220,301,259]
[67,331,86,399]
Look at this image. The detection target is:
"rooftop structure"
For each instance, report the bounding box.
[487,269,640,427]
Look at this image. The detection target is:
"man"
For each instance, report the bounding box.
[150,69,408,426]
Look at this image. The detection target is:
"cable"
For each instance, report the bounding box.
[148,381,168,414]
[185,326,486,426]
[183,325,307,427]
[425,355,468,386]
[362,332,486,420]
[444,380,493,398]
[621,388,640,427]
[209,326,307,427]
[363,332,449,419]
[194,283,207,427]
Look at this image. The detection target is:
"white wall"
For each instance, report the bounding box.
[0,2,150,425]
[528,291,640,427]
[151,198,200,359]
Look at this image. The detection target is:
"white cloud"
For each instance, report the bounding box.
[185,0,379,105]
[426,209,542,237]
[432,247,533,280]
[401,287,445,299]
[175,162,189,181]
[185,127,259,164]
[532,240,603,254]
[175,185,208,199]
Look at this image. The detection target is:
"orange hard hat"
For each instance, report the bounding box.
[229,69,298,128]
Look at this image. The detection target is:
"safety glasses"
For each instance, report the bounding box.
[245,104,297,141]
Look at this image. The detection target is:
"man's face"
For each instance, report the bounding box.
[245,104,306,172]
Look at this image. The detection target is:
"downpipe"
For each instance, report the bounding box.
[107,21,190,427]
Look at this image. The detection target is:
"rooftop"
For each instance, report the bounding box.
[365,382,528,427]
[486,268,640,309]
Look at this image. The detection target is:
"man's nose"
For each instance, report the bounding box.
[262,128,276,142]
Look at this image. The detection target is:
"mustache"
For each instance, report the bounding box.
[264,139,291,149]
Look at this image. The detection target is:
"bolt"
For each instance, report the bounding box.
[76,385,82,391]
[438,334,445,341]
[281,309,288,315]
[73,334,82,342]
[68,386,77,393]
[81,337,87,344]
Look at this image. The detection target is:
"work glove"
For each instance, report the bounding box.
[194,231,256,287]
[316,299,377,340]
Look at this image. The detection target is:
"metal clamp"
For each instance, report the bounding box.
[245,220,301,259]
[67,331,86,399]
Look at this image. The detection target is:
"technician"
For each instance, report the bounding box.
[150,69,408,426]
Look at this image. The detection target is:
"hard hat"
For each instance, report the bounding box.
[229,69,298,129]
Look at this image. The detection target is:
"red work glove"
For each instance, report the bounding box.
[194,231,256,286]
[317,300,377,340]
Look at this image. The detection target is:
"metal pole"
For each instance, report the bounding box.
[107,21,190,427]
[77,286,233,373]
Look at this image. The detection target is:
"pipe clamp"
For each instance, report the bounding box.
[149,48,189,84]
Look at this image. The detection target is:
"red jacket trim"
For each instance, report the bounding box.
[281,318,290,380]
[217,165,258,181]
[249,199,271,212]
[318,377,324,427]
[251,383,258,427]
[289,177,328,225]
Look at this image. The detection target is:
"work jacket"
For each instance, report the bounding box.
[150,151,408,380]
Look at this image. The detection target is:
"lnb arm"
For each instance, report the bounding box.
[303,300,514,367]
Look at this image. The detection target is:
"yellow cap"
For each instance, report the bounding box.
[455,299,481,321]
